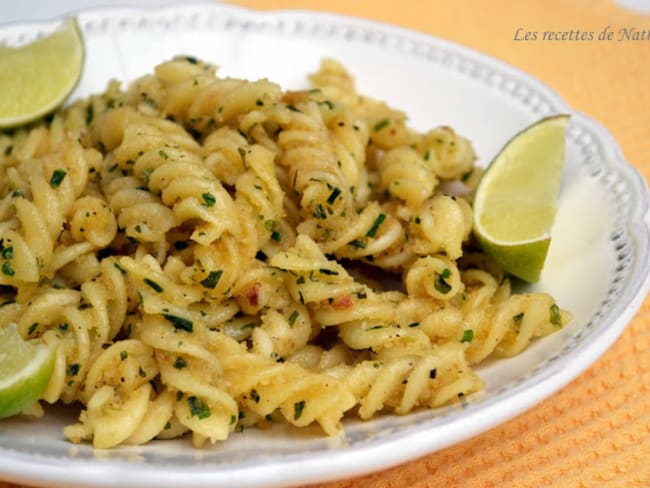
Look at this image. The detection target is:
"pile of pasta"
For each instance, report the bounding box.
[0,57,570,448]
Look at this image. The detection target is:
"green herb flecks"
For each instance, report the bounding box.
[327,187,341,205]
[434,268,452,294]
[288,310,299,327]
[200,270,223,289]
[144,278,163,293]
[1,261,14,276]
[163,314,193,332]
[550,304,563,328]
[313,204,327,220]
[201,192,216,207]
[365,213,386,238]
[460,329,474,343]
[250,389,260,403]
[293,400,306,420]
[373,118,389,131]
[0,245,13,260]
[187,396,211,419]
[49,169,67,188]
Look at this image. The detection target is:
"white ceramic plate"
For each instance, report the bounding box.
[1,4,649,488]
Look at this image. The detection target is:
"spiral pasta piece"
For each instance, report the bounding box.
[63,339,163,448]
[138,315,238,447]
[326,343,482,419]
[0,56,571,449]
[206,330,356,435]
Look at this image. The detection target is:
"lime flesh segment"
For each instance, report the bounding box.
[0,324,56,419]
[474,114,569,283]
[0,18,84,129]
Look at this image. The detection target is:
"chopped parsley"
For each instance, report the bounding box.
[550,304,563,328]
[144,278,163,293]
[365,213,386,238]
[86,104,94,125]
[173,356,187,369]
[201,192,216,207]
[68,363,80,376]
[373,118,390,131]
[313,204,327,220]
[49,169,67,188]
[250,389,260,403]
[187,396,211,419]
[163,314,193,332]
[434,268,452,294]
[319,268,338,276]
[513,312,525,325]
[293,400,306,420]
[366,325,385,331]
[120,351,128,361]
[288,310,299,327]
[1,261,14,276]
[460,329,474,343]
[327,187,341,205]
[200,270,223,289]
[0,245,13,260]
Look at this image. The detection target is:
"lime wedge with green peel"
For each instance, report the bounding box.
[0,17,84,129]
[0,323,56,419]
[473,114,570,283]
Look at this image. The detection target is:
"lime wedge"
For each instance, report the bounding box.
[473,114,569,283]
[0,323,56,419]
[0,17,84,129]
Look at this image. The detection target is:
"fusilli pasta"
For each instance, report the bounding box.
[0,56,570,448]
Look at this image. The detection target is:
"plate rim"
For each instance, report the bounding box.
[1,3,649,488]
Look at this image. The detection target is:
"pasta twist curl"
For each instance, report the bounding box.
[326,343,482,419]
[138,315,238,447]
[206,330,356,435]
[0,56,571,449]
[9,256,128,405]
[0,120,102,285]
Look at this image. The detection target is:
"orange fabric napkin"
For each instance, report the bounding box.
[2,1,649,487]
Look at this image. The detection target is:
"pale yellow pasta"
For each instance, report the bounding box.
[0,55,571,448]
[326,343,483,419]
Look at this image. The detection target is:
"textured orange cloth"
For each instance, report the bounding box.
[2,1,649,487]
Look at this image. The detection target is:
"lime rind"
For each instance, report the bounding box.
[0,17,84,129]
[474,233,550,283]
[0,325,56,419]
[473,114,570,283]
